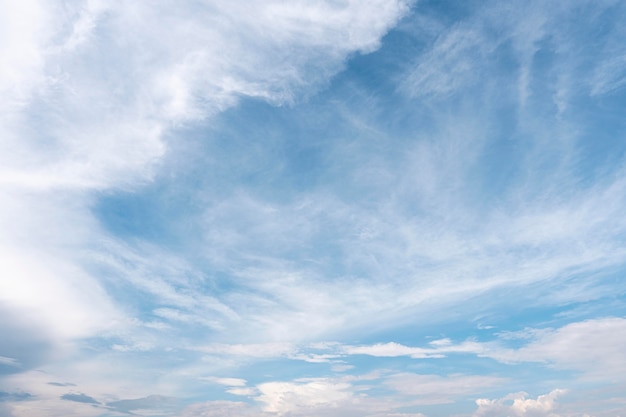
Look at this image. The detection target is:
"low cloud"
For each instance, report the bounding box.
[340,317,626,385]
[179,372,488,416]
[488,317,626,380]
[473,390,567,417]
[256,379,355,414]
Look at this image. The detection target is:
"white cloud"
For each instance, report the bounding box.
[199,377,257,396]
[209,377,248,387]
[489,317,626,380]
[2,2,626,416]
[331,364,355,373]
[178,378,386,417]
[226,387,258,396]
[192,342,343,365]
[185,116,626,342]
[288,352,342,363]
[253,376,407,417]
[179,370,474,417]
[195,342,296,358]
[4,0,615,356]
[341,340,486,359]
[0,0,411,374]
[473,390,567,417]
[181,373,497,416]
[257,379,355,414]
[0,0,50,112]
[341,317,626,386]
[0,190,121,344]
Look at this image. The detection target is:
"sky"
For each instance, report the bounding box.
[1,0,626,416]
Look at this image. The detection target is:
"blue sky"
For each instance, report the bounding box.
[1,0,626,416]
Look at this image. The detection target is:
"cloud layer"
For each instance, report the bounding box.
[2,0,626,416]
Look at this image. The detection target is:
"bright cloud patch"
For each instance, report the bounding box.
[473,390,567,417]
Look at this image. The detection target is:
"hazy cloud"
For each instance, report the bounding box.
[107,394,178,413]
[60,393,99,404]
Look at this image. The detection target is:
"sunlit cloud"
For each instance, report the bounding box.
[473,390,567,417]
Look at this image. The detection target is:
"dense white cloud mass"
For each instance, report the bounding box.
[2,0,626,416]
[257,379,356,415]
[473,390,566,417]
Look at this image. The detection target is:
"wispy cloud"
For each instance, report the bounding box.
[0,357,20,369]
[488,317,626,380]
[337,317,626,385]
[0,0,411,379]
[2,1,626,416]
